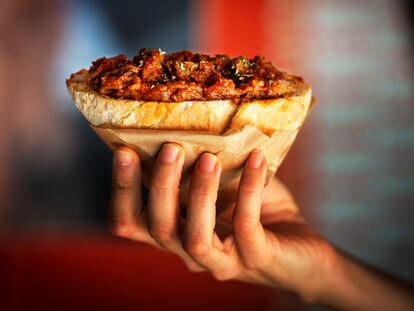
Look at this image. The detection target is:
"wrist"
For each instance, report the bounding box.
[312,249,368,309]
[283,242,345,304]
[300,244,348,304]
[314,249,352,303]
[293,246,414,310]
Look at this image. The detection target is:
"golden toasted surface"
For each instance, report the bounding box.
[67,68,312,136]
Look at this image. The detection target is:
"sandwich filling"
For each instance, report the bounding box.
[88,49,307,103]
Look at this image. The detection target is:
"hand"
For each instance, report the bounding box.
[108,144,338,302]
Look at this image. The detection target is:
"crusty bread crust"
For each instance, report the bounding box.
[67,69,312,135]
[230,90,312,136]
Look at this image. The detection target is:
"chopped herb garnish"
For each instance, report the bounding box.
[160,73,169,83]
[239,57,250,67]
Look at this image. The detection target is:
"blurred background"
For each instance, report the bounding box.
[0,0,413,310]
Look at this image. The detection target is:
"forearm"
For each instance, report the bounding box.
[317,250,414,311]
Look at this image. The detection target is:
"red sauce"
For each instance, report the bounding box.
[88,49,306,103]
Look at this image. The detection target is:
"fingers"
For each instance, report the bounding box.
[109,147,237,278]
[233,151,269,269]
[109,147,145,240]
[182,154,238,279]
[147,143,184,249]
[109,144,205,271]
[183,153,220,258]
[146,145,207,273]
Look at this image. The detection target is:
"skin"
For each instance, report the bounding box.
[108,144,414,310]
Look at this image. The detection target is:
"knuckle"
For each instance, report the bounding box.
[185,261,204,273]
[148,226,174,245]
[241,256,265,270]
[150,181,179,194]
[112,178,135,194]
[238,185,260,197]
[183,239,210,259]
[233,214,258,232]
[191,184,213,196]
[189,184,217,206]
[212,269,235,282]
[108,220,135,239]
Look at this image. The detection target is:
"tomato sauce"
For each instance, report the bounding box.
[88,49,306,103]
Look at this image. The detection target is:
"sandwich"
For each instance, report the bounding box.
[67,48,312,136]
[66,49,313,210]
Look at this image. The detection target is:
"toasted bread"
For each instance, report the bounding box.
[67,69,311,136]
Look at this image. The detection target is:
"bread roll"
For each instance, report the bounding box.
[67,69,312,136]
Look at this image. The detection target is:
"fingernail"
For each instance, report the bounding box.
[248,151,263,169]
[161,144,180,164]
[115,150,133,167]
[198,153,217,173]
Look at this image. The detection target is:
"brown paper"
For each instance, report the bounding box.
[92,124,301,214]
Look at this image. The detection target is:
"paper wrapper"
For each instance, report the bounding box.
[91,124,301,214]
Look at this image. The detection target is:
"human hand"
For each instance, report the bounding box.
[108,144,339,302]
